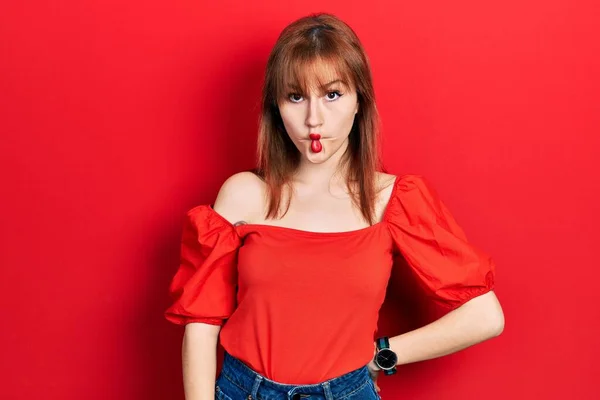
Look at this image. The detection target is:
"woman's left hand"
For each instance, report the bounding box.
[367,342,381,393]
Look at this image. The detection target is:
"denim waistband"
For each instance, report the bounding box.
[219,351,373,400]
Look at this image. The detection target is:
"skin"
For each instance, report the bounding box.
[277,72,358,168]
[182,62,505,399]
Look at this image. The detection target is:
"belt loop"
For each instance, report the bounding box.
[250,374,263,399]
[322,381,334,400]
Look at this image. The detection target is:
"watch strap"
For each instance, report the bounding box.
[376,336,390,350]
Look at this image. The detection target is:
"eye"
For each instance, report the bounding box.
[326,91,343,101]
[288,93,304,103]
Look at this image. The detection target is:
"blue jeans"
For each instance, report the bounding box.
[215,351,381,400]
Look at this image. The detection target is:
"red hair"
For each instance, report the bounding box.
[257,13,382,224]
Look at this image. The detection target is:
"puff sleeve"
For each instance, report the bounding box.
[386,175,496,310]
[164,205,241,326]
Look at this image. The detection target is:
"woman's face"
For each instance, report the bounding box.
[277,64,358,164]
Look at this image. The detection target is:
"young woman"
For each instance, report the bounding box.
[165,13,504,400]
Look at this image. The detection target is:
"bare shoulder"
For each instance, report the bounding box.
[374,172,398,219]
[376,172,398,197]
[213,171,266,225]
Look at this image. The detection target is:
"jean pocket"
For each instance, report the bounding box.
[215,384,233,400]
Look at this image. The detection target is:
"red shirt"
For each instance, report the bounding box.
[165,174,496,384]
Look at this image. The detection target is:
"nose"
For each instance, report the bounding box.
[305,98,324,128]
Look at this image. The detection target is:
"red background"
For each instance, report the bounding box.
[1,1,598,399]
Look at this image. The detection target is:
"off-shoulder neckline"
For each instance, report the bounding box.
[206,175,401,237]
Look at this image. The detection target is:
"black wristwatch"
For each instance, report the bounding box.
[373,337,398,375]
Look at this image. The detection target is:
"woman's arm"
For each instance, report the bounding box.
[182,323,221,400]
[178,173,262,398]
[388,291,504,366]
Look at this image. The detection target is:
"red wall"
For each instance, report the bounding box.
[1,1,598,399]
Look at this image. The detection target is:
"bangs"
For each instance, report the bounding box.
[275,54,355,101]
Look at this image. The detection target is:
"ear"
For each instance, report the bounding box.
[355,101,359,115]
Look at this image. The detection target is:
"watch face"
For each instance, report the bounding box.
[375,348,398,370]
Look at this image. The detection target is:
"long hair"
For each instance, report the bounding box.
[256,13,382,224]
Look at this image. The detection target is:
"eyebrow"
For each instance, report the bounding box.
[287,79,345,91]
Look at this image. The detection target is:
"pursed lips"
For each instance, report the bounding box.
[300,135,329,140]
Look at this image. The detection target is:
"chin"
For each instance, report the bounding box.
[306,155,330,164]
[304,140,351,164]
[302,148,331,164]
